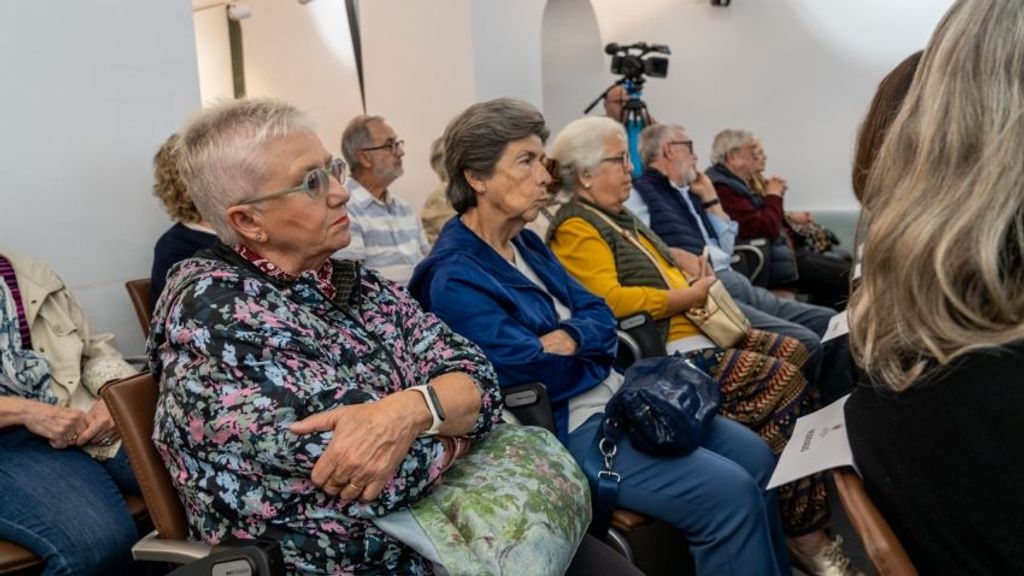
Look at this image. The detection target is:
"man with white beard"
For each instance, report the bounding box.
[336,115,429,284]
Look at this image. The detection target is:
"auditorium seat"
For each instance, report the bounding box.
[102,372,284,575]
[833,467,917,576]
[124,278,154,338]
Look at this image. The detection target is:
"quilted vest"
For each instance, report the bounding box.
[547,199,676,341]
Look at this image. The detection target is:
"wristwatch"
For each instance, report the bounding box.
[409,384,446,436]
[701,198,721,209]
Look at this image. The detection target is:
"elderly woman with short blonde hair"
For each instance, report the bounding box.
[151,98,503,574]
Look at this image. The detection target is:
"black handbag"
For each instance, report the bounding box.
[606,356,721,455]
[584,356,722,535]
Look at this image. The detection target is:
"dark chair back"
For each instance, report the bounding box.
[124,278,154,337]
[102,372,189,541]
[832,467,917,576]
[615,312,665,371]
[502,382,556,434]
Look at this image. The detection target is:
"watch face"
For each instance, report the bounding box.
[426,385,446,421]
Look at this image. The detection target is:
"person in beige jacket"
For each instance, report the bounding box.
[419,135,455,245]
[0,250,140,575]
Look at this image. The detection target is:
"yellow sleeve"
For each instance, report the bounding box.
[550,217,671,321]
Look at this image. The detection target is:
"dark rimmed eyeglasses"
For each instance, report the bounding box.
[361,139,405,155]
[600,151,632,170]
[236,157,347,206]
[668,140,694,154]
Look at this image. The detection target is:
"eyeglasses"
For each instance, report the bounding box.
[600,151,632,170]
[668,140,694,154]
[236,157,347,206]
[361,139,405,155]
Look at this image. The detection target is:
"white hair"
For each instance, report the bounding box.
[550,116,625,194]
[710,129,754,165]
[175,98,315,244]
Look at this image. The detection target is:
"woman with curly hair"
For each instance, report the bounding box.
[150,133,216,304]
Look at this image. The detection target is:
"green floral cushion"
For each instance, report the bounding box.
[374,424,591,575]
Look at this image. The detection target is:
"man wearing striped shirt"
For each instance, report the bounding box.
[335,115,430,285]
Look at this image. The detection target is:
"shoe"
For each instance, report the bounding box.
[789,535,865,576]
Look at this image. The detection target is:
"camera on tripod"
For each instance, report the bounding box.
[606,42,671,81]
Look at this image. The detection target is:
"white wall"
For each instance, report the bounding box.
[0,1,201,356]
[542,0,607,138]
[193,5,234,105]
[237,0,364,154]
[352,0,953,213]
[471,0,547,108]
[546,0,954,212]
[359,0,479,211]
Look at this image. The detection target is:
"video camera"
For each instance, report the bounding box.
[606,42,670,81]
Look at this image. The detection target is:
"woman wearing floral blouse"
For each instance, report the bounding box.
[147,98,503,574]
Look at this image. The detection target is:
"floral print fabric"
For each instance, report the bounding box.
[391,424,591,575]
[0,275,54,404]
[148,246,502,575]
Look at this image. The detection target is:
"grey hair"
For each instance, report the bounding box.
[850,0,1024,391]
[710,129,755,165]
[443,98,549,214]
[638,123,683,166]
[340,114,384,170]
[174,98,315,244]
[428,136,446,181]
[550,116,625,195]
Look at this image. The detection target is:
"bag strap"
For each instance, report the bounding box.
[577,204,676,289]
[584,430,621,538]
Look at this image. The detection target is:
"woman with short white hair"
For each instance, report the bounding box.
[151,98,503,574]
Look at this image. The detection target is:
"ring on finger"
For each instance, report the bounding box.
[66,434,77,443]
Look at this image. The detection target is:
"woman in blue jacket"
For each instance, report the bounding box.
[409,97,790,576]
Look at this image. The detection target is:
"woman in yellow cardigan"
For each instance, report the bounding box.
[546,117,862,576]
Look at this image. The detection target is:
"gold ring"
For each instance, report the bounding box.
[67,434,77,442]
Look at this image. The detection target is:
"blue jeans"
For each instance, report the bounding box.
[0,428,140,576]
[568,415,789,576]
[718,268,834,386]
